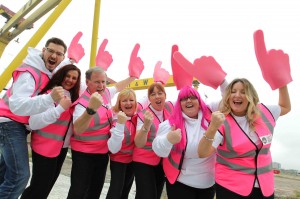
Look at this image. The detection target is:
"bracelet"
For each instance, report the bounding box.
[141,126,149,133]
[203,133,214,142]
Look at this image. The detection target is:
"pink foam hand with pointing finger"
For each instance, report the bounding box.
[128,44,144,78]
[192,56,226,89]
[153,61,170,84]
[67,31,85,63]
[95,39,113,71]
[173,51,226,89]
[254,30,292,90]
[171,45,193,90]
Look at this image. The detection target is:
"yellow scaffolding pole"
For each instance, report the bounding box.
[89,0,101,67]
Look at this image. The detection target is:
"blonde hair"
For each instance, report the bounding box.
[112,88,137,113]
[220,78,260,131]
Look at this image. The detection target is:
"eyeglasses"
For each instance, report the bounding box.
[45,47,65,57]
[180,96,197,102]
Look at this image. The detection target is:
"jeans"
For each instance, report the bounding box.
[0,121,30,199]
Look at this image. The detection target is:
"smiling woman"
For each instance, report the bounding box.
[152,85,219,199]
[106,88,138,199]
[21,64,81,199]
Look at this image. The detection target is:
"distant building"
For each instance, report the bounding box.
[272,162,281,170]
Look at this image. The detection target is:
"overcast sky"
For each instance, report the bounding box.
[0,0,299,170]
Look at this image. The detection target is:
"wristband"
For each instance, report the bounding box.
[86,107,96,115]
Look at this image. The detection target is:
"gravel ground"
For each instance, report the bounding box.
[55,158,300,199]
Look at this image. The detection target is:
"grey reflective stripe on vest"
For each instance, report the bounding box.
[141,125,157,150]
[74,134,109,141]
[142,146,153,151]
[119,149,133,154]
[124,126,131,145]
[167,147,184,169]
[257,163,273,174]
[35,130,65,141]
[259,108,274,135]
[164,102,173,114]
[3,94,9,105]
[259,148,269,155]
[167,155,180,169]
[217,155,272,175]
[82,94,89,102]
[30,66,45,95]
[218,148,256,158]
[54,120,69,126]
[219,120,237,155]
[217,155,255,174]
[86,118,111,131]
[147,125,157,142]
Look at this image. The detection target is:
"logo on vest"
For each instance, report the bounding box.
[260,134,272,145]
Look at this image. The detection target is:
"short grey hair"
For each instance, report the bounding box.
[85,67,106,80]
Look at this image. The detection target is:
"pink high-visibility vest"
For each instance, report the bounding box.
[70,89,113,154]
[0,64,50,124]
[133,101,174,166]
[109,114,137,163]
[216,104,275,197]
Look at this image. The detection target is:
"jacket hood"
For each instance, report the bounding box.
[23,47,52,77]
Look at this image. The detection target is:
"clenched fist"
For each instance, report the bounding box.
[88,92,103,111]
[117,111,128,124]
[50,86,64,103]
[167,125,182,145]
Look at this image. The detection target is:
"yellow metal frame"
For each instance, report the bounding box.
[0,0,180,92]
[0,0,71,91]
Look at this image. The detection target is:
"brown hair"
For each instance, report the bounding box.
[45,37,67,54]
[147,82,166,99]
[40,64,81,102]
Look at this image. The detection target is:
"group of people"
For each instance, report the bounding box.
[0,29,292,199]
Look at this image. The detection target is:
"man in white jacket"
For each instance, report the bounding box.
[0,37,69,199]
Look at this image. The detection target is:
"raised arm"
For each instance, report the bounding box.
[198,111,225,158]
[134,110,154,148]
[278,86,291,116]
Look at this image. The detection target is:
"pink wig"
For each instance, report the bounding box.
[168,86,210,150]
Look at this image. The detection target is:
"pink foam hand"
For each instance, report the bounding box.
[95,39,113,71]
[254,30,292,90]
[171,45,193,90]
[128,43,144,78]
[173,51,226,89]
[153,61,170,84]
[67,31,85,63]
[192,56,227,89]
